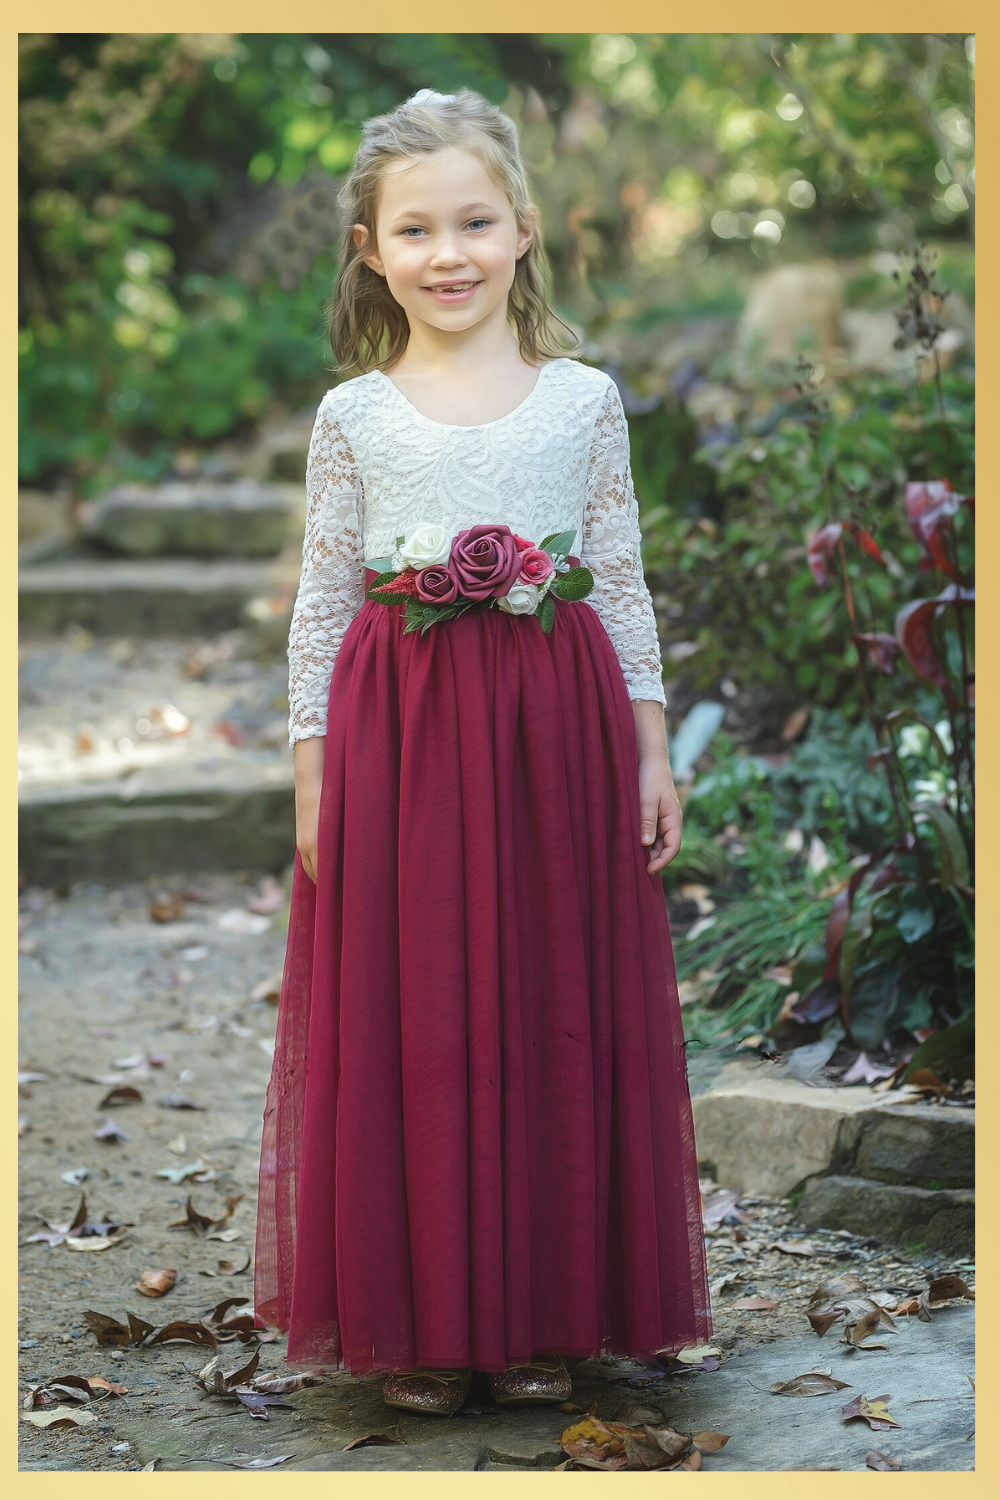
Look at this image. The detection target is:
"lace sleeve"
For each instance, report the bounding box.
[287,397,366,745]
[580,379,667,705]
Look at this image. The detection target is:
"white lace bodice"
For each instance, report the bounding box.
[287,356,667,743]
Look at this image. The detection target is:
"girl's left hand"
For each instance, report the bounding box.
[638,756,683,874]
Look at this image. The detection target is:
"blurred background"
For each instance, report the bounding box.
[19,33,975,1079]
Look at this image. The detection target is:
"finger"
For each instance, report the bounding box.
[639,797,660,846]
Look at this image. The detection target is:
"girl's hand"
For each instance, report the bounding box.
[631,700,682,876]
[638,755,683,875]
[293,736,326,884]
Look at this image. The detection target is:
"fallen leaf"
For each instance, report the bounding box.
[841,1053,896,1085]
[65,1236,120,1253]
[60,1168,89,1187]
[156,1159,213,1185]
[250,972,283,1004]
[149,893,186,923]
[773,1238,824,1257]
[206,1296,250,1323]
[87,1377,128,1397]
[217,908,271,937]
[689,1430,730,1452]
[251,1371,324,1394]
[867,1450,903,1470]
[127,1311,156,1344]
[167,1134,188,1155]
[158,1095,206,1111]
[732,1297,780,1312]
[94,1118,129,1144]
[168,1193,242,1236]
[342,1432,404,1450]
[841,1394,900,1431]
[137,1268,177,1298]
[702,1186,749,1229]
[771,1373,852,1397]
[148,1320,218,1348]
[98,1085,143,1107]
[235,1389,294,1420]
[199,1249,251,1277]
[21,1404,97,1429]
[18,1071,50,1086]
[83,1312,131,1347]
[675,1344,721,1364]
[207,1226,242,1242]
[246,875,285,915]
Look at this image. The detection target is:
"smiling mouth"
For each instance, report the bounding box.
[424,281,481,293]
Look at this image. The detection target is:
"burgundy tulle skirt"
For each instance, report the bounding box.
[255,568,711,1375]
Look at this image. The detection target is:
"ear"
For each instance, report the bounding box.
[514,207,538,261]
[353,222,385,277]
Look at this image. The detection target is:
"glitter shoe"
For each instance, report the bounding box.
[382,1367,472,1417]
[489,1358,572,1406]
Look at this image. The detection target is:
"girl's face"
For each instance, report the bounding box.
[354,146,535,339]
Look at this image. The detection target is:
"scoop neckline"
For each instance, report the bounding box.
[372,358,560,430]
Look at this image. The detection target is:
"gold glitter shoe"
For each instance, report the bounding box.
[489,1358,572,1406]
[382,1367,472,1417]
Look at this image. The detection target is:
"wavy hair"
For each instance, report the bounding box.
[327,87,581,374]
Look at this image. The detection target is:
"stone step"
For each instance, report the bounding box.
[19,556,298,635]
[79,480,301,559]
[692,1057,974,1197]
[796,1175,975,1258]
[19,758,294,885]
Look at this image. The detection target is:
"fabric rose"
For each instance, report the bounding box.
[511,534,535,553]
[516,547,555,586]
[399,522,453,569]
[497,582,540,616]
[449,523,522,601]
[414,565,460,604]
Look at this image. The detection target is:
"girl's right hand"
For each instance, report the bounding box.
[293,736,326,884]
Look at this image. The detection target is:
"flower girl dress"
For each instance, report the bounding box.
[255,356,712,1375]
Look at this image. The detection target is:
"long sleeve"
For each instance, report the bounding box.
[287,397,366,744]
[580,379,667,705]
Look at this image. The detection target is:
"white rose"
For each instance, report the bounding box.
[497,582,540,616]
[399,523,453,569]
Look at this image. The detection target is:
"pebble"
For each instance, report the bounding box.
[111,1443,131,1455]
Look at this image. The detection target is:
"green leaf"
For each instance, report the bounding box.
[551,566,594,602]
[912,800,971,888]
[540,529,577,564]
[838,899,875,996]
[897,888,936,944]
[364,556,396,573]
[903,1012,974,1083]
[846,959,904,1053]
[537,591,556,633]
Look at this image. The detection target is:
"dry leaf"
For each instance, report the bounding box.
[21,1404,97,1429]
[841,1053,896,1085]
[66,1235,118,1253]
[94,1118,129,1144]
[83,1312,130,1347]
[251,1370,323,1395]
[98,1085,143,1107]
[159,1095,206,1111]
[128,1311,156,1344]
[702,1186,749,1229]
[199,1249,251,1277]
[149,1320,218,1348]
[342,1432,403,1450]
[841,1394,900,1431]
[137,1268,177,1298]
[689,1430,730,1452]
[250,972,283,1004]
[773,1238,823,1257]
[149,893,186,923]
[867,1450,903,1470]
[156,1159,213,1184]
[675,1344,721,1364]
[732,1297,779,1312]
[771,1373,852,1397]
[169,1193,242,1236]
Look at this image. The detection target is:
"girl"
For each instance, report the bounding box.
[255,86,711,1418]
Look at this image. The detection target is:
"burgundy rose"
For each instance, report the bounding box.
[517,547,555,586]
[414,565,460,603]
[449,524,522,600]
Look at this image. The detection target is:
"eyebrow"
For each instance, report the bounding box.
[387,202,498,224]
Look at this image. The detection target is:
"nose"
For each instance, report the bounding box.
[427,231,468,269]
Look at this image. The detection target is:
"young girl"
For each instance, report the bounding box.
[255,86,711,1418]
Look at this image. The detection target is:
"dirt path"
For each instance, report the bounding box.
[18,876,969,1472]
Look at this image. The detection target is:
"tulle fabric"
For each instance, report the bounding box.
[255,571,712,1374]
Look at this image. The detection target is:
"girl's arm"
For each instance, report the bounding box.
[580,378,681,875]
[288,394,366,881]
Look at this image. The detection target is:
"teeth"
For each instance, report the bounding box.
[437,283,474,291]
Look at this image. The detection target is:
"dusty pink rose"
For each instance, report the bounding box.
[517,547,555,586]
[414,565,460,603]
[449,524,522,600]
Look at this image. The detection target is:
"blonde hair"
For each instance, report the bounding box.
[327,87,581,375]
